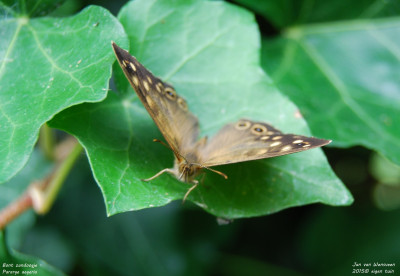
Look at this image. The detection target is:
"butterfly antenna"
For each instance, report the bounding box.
[194,164,228,180]
[153,139,192,169]
[152,140,226,179]
[152,139,189,163]
[152,139,170,149]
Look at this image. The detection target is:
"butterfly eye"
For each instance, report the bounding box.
[164,87,177,100]
[251,124,267,135]
[235,121,251,130]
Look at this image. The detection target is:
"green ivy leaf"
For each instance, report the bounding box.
[0,5,128,183]
[0,231,65,276]
[50,0,352,219]
[232,0,400,28]
[261,19,400,165]
[1,0,66,17]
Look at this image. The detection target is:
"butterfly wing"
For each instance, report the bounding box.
[200,119,331,167]
[112,42,199,156]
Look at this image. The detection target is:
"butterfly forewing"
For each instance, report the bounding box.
[200,119,331,167]
[112,42,331,186]
[112,42,200,156]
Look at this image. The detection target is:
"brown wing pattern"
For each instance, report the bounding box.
[200,119,331,167]
[112,42,199,156]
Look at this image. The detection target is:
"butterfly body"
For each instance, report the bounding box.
[173,157,203,183]
[111,42,331,199]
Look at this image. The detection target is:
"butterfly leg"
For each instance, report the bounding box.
[182,171,210,203]
[142,168,174,182]
[182,180,199,203]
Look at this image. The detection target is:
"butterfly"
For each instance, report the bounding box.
[111,42,331,201]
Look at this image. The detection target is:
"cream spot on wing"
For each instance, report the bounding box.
[272,136,282,140]
[129,62,136,71]
[132,76,139,86]
[122,60,128,67]
[281,145,292,152]
[260,136,270,140]
[143,80,150,91]
[146,95,156,108]
[293,140,303,144]
[258,149,268,155]
[302,143,311,148]
[270,141,282,147]
[147,76,153,84]
[177,98,188,111]
[156,83,162,92]
[156,82,163,93]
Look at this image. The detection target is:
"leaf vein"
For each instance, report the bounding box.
[299,39,400,147]
[164,27,232,80]
[27,24,94,94]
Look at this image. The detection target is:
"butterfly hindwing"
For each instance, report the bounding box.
[112,42,332,188]
[112,42,200,155]
[200,119,331,167]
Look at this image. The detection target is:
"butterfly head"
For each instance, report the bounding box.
[173,155,203,183]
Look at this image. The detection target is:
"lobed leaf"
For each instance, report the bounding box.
[51,0,352,218]
[262,18,400,165]
[232,0,400,29]
[1,0,66,17]
[0,5,128,183]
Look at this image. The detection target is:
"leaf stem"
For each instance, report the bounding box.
[0,193,32,230]
[39,123,56,160]
[30,139,83,214]
[0,138,83,229]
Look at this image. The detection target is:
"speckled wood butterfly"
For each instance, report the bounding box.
[112,42,331,200]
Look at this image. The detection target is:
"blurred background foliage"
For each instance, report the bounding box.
[1,0,400,275]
